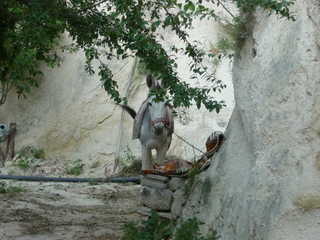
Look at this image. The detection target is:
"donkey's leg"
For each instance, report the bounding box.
[141,146,153,170]
[155,145,167,163]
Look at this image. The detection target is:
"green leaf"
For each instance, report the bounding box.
[184,3,189,11]
[163,16,171,27]
[151,20,162,30]
[189,2,195,11]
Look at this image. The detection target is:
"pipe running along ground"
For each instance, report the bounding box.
[0,175,140,183]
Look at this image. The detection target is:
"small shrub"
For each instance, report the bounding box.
[115,159,142,178]
[0,182,6,193]
[183,166,201,195]
[0,182,27,194]
[13,148,45,169]
[117,145,139,175]
[217,37,236,54]
[90,161,100,168]
[122,211,216,240]
[174,217,216,240]
[122,221,140,240]
[63,159,84,176]
[33,149,45,159]
[14,158,31,169]
[88,179,100,185]
[122,210,172,240]
[174,217,202,240]
[7,185,27,193]
[206,230,218,240]
[122,145,137,164]
[13,150,35,169]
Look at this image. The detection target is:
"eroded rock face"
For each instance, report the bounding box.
[0,46,135,166]
[179,1,320,239]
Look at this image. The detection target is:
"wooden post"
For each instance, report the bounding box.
[0,146,5,167]
[5,123,16,162]
[112,57,137,174]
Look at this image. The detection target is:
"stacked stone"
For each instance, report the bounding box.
[138,174,187,221]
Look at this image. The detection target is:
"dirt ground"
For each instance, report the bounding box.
[0,180,142,240]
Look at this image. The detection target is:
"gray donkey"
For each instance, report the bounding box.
[120,74,174,170]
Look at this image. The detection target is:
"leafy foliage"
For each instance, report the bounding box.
[121,145,137,165]
[0,181,27,193]
[183,166,201,195]
[174,217,217,240]
[122,210,172,240]
[0,0,295,111]
[122,211,217,240]
[33,148,45,159]
[0,0,65,104]
[13,150,36,169]
[234,0,296,21]
[63,159,84,176]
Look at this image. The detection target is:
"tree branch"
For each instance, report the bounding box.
[215,0,235,19]
[76,0,109,13]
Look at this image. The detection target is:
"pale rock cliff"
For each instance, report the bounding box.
[179,1,320,239]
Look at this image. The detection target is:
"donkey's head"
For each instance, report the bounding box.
[146,74,168,136]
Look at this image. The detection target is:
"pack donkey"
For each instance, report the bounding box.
[120,74,174,170]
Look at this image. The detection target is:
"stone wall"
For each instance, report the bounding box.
[178,1,320,239]
[138,175,188,221]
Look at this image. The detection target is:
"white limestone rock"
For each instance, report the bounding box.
[178,1,320,239]
[168,177,186,191]
[171,189,188,217]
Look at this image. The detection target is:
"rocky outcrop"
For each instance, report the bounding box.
[179,1,320,239]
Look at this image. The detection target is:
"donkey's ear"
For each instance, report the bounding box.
[146,74,156,89]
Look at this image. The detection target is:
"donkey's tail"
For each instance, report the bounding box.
[118,104,136,119]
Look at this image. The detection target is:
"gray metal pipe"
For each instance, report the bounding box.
[0,124,16,142]
[0,175,140,183]
[0,124,7,142]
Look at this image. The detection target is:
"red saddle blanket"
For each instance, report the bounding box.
[141,131,224,176]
